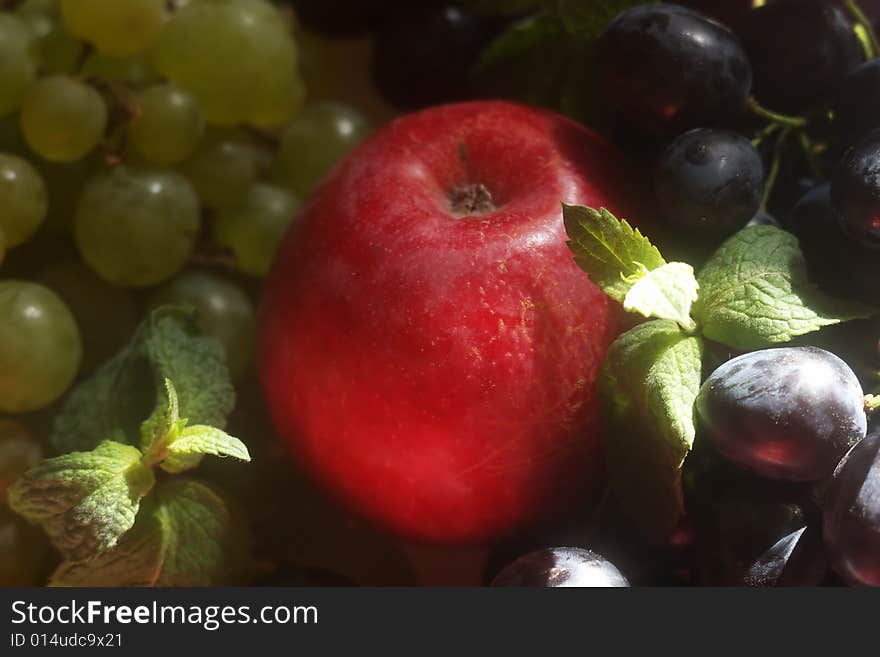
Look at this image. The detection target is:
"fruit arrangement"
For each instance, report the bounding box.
[3,0,880,588]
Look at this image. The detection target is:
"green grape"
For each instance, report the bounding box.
[37,258,139,372]
[19,76,108,163]
[128,84,205,166]
[149,270,256,380]
[179,131,260,209]
[74,166,200,287]
[80,52,157,86]
[276,102,371,197]
[0,153,49,248]
[0,281,82,413]
[17,0,85,75]
[0,14,38,118]
[249,75,307,130]
[214,183,300,278]
[0,505,51,586]
[0,419,42,503]
[153,0,299,126]
[60,0,167,57]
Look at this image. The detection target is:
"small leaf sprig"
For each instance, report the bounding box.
[563,205,874,540]
[8,307,252,586]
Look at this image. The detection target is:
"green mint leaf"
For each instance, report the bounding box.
[144,308,235,433]
[556,0,656,36]
[563,204,666,302]
[623,262,699,329]
[694,226,875,350]
[140,378,182,453]
[161,426,250,475]
[52,307,234,455]
[50,478,250,586]
[8,441,154,561]
[601,319,703,540]
[473,12,564,76]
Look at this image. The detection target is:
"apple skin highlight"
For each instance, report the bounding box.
[260,101,639,544]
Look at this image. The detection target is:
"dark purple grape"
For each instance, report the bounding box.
[823,432,880,586]
[696,347,867,482]
[371,6,505,109]
[744,525,830,587]
[832,132,880,249]
[597,4,752,136]
[786,183,849,291]
[654,128,763,239]
[835,59,880,150]
[491,547,629,587]
[739,0,863,113]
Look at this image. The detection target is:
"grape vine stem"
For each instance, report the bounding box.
[745,97,807,129]
[844,0,880,58]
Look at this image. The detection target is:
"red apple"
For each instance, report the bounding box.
[259,101,637,544]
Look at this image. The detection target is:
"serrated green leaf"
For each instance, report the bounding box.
[161,426,250,474]
[8,441,154,561]
[694,226,875,350]
[602,320,703,541]
[556,0,656,36]
[623,262,699,329]
[563,204,666,301]
[140,378,182,453]
[145,309,235,432]
[50,478,249,587]
[52,307,235,455]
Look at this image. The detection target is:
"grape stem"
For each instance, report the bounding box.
[843,0,880,58]
[760,127,792,211]
[745,97,807,129]
[864,394,880,415]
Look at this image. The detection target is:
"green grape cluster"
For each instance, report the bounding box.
[0,0,377,420]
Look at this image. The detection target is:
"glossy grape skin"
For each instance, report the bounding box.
[654,128,763,239]
[153,0,299,126]
[60,0,167,58]
[37,258,139,373]
[0,14,38,117]
[740,0,863,114]
[823,432,880,586]
[0,419,42,503]
[0,504,51,586]
[696,347,867,482]
[180,131,261,209]
[0,281,82,413]
[129,84,205,166]
[0,153,48,248]
[149,270,256,380]
[372,6,504,109]
[275,102,371,197]
[19,76,108,163]
[831,132,880,249]
[73,167,201,287]
[213,183,301,278]
[835,59,880,150]
[597,4,752,136]
[491,547,629,587]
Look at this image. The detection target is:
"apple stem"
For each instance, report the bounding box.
[450,183,496,216]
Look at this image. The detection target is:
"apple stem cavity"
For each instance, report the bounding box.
[450,183,496,216]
